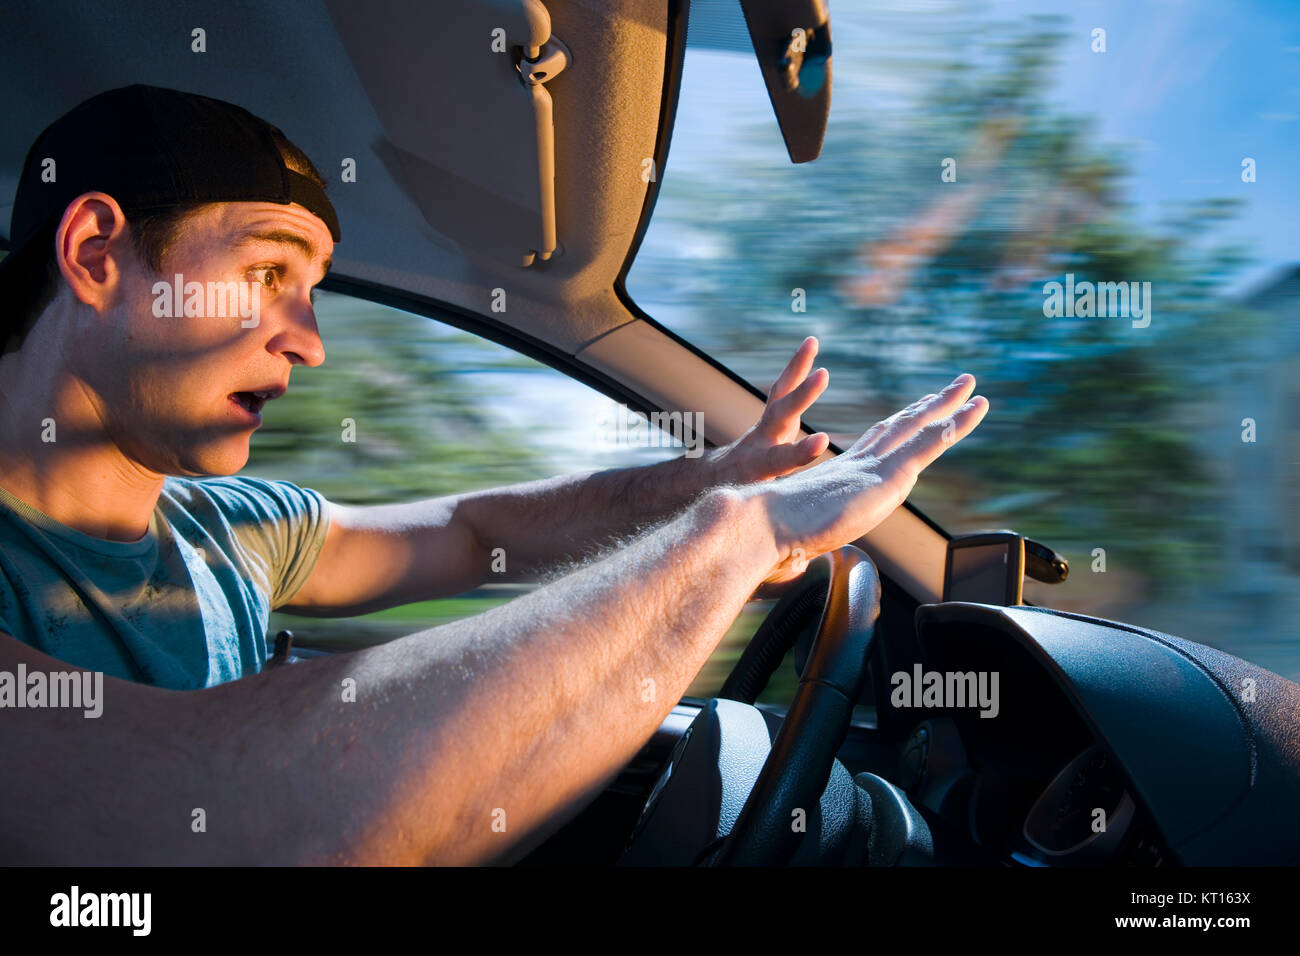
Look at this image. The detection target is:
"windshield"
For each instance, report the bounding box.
[626,1,1300,680]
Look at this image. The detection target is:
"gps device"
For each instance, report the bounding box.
[943,531,1025,605]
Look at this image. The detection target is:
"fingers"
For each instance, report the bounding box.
[761,366,829,439]
[766,430,830,473]
[854,373,976,458]
[768,336,819,403]
[880,395,989,485]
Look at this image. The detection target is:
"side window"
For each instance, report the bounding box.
[253,290,781,701]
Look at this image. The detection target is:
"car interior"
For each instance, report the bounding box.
[2,0,1298,868]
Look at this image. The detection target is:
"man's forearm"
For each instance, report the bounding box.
[312,341,831,609]
[459,450,726,583]
[283,451,729,617]
[5,486,780,865]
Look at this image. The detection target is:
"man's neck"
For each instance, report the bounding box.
[0,348,164,544]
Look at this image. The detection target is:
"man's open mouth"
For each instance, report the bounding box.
[230,390,274,415]
[228,383,287,418]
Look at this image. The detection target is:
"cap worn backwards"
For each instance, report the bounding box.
[0,84,339,354]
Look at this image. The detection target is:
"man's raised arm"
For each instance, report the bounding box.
[286,338,833,617]
[1,375,985,865]
[458,337,834,581]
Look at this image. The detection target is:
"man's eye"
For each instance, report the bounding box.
[250,266,282,290]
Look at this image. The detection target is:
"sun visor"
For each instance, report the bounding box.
[325,0,568,268]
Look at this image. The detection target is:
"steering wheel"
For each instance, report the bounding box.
[620,545,881,866]
[707,545,881,864]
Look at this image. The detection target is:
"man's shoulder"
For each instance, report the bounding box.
[163,473,311,499]
[161,474,326,524]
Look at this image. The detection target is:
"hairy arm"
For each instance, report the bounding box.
[462,337,834,580]
[286,338,832,616]
[1,487,777,865]
[2,373,986,865]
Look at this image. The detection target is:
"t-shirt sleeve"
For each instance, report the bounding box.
[194,476,333,610]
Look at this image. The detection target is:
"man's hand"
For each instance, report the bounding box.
[289,342,980,615]
[747,373,989,589]
[706,336,832,486]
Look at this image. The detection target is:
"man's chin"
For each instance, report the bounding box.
[169,439,251,478]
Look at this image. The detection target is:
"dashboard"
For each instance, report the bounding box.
[897,717,1169,866]
[897,606,1174,866]
[526,599,1300,866]
[907,602,1300,866]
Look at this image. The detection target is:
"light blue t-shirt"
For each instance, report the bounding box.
[0,475,332,689]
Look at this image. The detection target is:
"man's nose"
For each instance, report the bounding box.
[271,300,326,368]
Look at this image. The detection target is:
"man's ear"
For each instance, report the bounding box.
[54,192,133,313]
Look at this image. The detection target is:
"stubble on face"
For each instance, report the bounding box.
[91,202,333,479]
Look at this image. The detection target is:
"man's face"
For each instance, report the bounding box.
[93,200,334,477]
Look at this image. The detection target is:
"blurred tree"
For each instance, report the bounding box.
[244,294,551,505]
[633,14,1260,600]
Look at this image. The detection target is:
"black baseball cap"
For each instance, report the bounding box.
[1,84,340,346]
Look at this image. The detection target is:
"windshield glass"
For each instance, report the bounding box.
[626,1,1300,680]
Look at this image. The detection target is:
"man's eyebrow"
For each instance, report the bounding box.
[233,229,320,262]
[234,229,331,282]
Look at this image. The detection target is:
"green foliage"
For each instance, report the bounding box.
[243,295,551,504]
[635,15,1259,600]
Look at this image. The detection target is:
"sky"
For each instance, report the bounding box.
[986,0,1300,294]
[640,0,1300,298]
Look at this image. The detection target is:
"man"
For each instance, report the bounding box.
[0,85,988,864]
